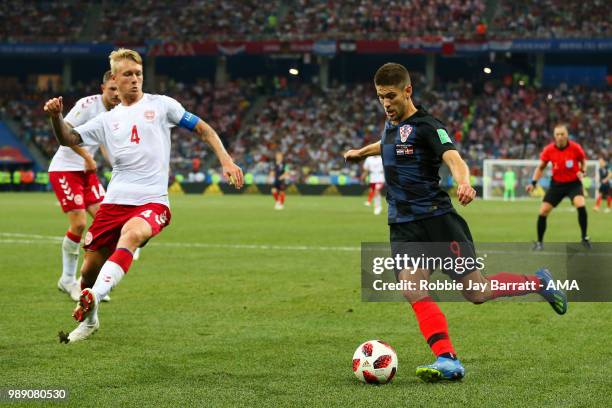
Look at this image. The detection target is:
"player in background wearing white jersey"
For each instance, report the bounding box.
[44,48,244,343]
[49,71,118,301]
[362,155,385,215]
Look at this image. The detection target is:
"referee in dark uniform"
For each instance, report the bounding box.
[344,63,567,383]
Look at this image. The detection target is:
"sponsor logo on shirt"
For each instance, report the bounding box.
[395,144,414,156]
[566,160,574,168]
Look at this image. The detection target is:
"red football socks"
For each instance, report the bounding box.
[411,296,456,357]
[367,188,375,203]
[108,248,134,274]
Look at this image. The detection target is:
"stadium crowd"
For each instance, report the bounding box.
[491,0,611,39]
[0,1,85,43]
[97,0,280,43]
[0,79,257,176]
[231,78,609,178]
[1,1,610,43]
[281,0,486,40]
[2,75,608,181]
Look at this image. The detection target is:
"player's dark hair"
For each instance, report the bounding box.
[374,63,411,88]
[102,70,112,84]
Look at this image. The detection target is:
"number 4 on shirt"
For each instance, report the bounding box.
[130,125,140,144]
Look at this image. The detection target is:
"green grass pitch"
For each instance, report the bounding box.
[0,193,610,407]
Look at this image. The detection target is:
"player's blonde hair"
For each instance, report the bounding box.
[109,48,143,74]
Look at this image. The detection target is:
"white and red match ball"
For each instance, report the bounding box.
[352,340,398,384]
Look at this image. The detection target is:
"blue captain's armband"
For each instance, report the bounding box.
[178,111,200,131]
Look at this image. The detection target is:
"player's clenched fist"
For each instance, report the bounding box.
[344,149,362,163]
[456,183,476,206]
[43,96,63,116]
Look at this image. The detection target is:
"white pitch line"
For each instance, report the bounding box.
[0,232,609,256]
[0,232,359,252]
[0,232,62,241]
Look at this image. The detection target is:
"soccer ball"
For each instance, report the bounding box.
[352,340,398,384]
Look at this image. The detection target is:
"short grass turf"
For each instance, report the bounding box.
[0,193,610,407]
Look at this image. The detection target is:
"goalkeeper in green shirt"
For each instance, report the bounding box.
[503,169,516,201]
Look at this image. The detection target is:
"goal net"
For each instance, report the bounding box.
[482,159,600,200]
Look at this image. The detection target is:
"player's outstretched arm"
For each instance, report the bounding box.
[527,160,548,192]
[43,97,83,146]
[442,150,476,206]
[193,119,244,189]
[344,141,381,163]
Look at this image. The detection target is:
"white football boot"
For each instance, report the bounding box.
[63,319,100,343]
[57,279,81,302]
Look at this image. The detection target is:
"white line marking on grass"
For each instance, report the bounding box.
[1,232,609,256]
[0,232,359,252]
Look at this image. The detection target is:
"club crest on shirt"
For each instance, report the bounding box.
[399,125,413,143]
[144,110,156,121]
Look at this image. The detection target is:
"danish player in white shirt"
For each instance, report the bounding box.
[44,48,244,343]
[362,155,385,215]
[49,70,118,302]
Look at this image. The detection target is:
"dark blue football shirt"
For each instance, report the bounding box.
[380,106,457,224]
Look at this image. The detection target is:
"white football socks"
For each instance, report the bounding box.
[61,235,80,284]
[87,261,125,324]
[92,261,125,303]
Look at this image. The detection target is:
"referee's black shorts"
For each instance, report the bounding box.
[543,180,584,207]
[389,211,477,280]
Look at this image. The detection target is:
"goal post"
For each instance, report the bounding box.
[482,159,600,200]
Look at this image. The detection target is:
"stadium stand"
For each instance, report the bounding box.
[0,79,258,176]
[491,0,611,39]
[282,0,486,40]
[229,78,609,178]
[0,1,86,42]
[2,75,608,181]
[1,0,608,42]
[97,1,281,43]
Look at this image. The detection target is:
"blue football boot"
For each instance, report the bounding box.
[536,268,568,315]
[416,356,465,382]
